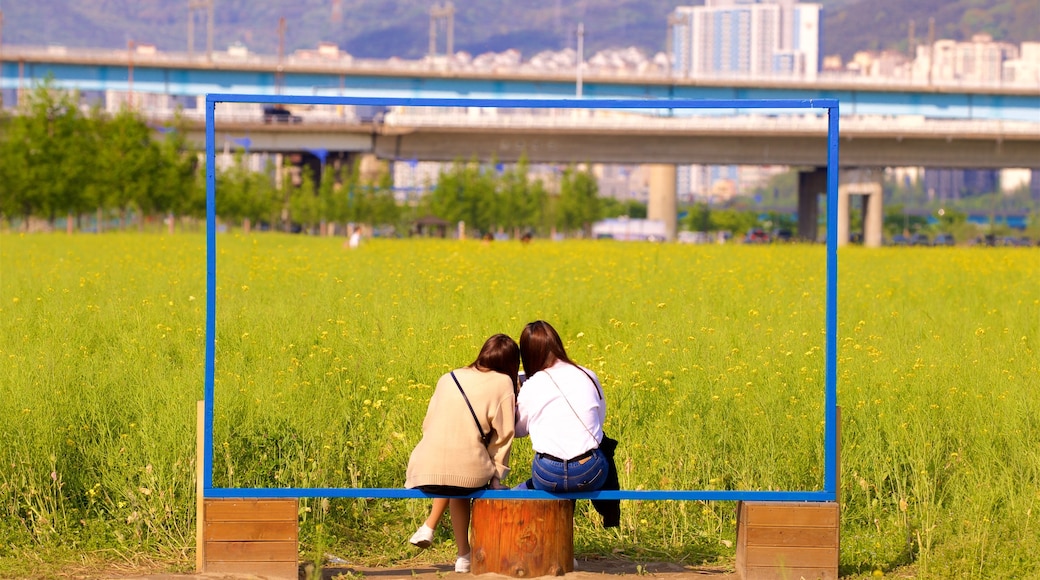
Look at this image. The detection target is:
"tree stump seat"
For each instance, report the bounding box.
[470,499,574,577]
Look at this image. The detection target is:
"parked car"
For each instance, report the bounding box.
[933,234,955,246]
[910,233,931,246]
[743,228,771,244]
[890,234,909,246]
[1001,236,1034,247]
[773,228,793,243]
[263,105,302,124]
[355,105,389,123]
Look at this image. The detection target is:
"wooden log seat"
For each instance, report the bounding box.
[470,499,574,577]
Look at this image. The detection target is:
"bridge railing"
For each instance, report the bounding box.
[147,105,1040,138]
[4,44,1038,91]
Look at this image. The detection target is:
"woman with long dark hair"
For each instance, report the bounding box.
[514,320,609,493]
[405,333,520,573]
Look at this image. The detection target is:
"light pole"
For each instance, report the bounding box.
[127,39,134,110]
[576,22,584,98]
[188,0,214,61]
[0,9,4,109]
[429,2,455,57]
[276,16,285,95]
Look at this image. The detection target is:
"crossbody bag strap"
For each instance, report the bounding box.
[543,367,600,450]
[577,366,603,400]
[451,371,490,444]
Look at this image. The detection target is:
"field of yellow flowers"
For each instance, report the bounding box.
[1,233,1037,578]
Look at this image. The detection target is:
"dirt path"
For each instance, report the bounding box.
[112,558,738,580]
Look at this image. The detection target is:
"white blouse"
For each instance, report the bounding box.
[516,360,605,460]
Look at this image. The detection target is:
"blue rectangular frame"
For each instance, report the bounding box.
[205,93,840,502]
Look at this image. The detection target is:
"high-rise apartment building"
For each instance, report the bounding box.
[913,34,1019,84]
[670,0,821,80]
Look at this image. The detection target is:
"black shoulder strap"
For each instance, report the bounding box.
[451,371,490,443]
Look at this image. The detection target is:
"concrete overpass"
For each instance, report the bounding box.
[185,110,1040,169]
[183,107,1038,247]
[3,44,1039,122]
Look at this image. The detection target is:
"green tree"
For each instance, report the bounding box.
[368,167,401,229]
[710,208,758,237]
[883,204,929,237]
[558,165,600,237]
[683,202,713,232]
[2,83,95,230]
[601,198,648,220]
[94,107,162,229]
[495,155,551,236]
[215,152,248,228]
[241,164,281,233]
[289,167,321,233]
[316,161,338,235]
[329,161,360,229]
[426,159,474,229]
[151,114,199,233]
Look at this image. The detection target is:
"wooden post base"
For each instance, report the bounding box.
[471,499,574,577]
[735,501,839,580]
[202,498,299,579]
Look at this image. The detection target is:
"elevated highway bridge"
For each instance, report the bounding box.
[177,109,1039,169]
[2,45,1038,122]
[4,46,1038,246]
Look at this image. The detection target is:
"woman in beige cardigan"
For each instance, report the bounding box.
[405,334,519,573]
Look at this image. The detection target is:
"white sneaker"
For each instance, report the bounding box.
[455,553,471,573]
[409,524,434,549]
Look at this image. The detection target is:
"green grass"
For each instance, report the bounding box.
[1,233,1038,578]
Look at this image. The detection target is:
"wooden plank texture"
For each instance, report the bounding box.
[204,540,297,562]
[743,565,839,580]
[742,503,839,527]
[205,499,298,522]
[736,501,839,580]
[471,499,573,577]
[205,560,298,579]
[744,546,838,568]
[745,525,838,547]
[195,401,205,574]
[205,520,298,541]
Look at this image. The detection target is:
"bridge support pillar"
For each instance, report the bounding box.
[838,168,884,248]
[647,164,677,241]
[797,168,826,242]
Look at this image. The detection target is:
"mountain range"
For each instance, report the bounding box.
[2,0,1036,62]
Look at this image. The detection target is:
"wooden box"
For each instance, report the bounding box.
[202,498,299,579]
[471,499,574,577]
[735,501,839,580]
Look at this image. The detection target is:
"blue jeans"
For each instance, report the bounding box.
[529,449,609,492]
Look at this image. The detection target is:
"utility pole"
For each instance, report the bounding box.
[188,0,214,61]
[276,16,286,95]
[127,39,135,109]
[576,22,584,98]
[429,2,455,57]
[0,9,5,109]
[907,19,915,58]
[906,19,915,83]
[927,17,935,86]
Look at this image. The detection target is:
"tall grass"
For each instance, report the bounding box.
[1,233,1037,578]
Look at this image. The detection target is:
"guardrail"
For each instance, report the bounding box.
[381,110,1040,137]
[149,107,1040,138]
[3,44,1037,92]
